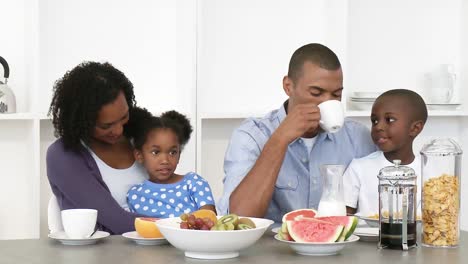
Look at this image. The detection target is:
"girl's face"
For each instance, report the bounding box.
[370,96,419,163]
[135,128,181,183]
[93,91,129,145]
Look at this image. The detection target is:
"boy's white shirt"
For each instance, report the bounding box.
[343,150,421,217]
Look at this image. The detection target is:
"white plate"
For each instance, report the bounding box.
[360,216,422,228]
[274,234,359,256]
[271,227,280,234]
[354,227,379,242]
[122,231,168,246]
[48,231,110,246]
[349,101,373,110]
[349,97,376,102]
[360,217,380,228]
[351,92,381,99]
[426,103,461,110]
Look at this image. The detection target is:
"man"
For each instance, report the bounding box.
[217,43,376,222]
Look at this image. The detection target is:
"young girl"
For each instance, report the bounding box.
[126,108,216,218]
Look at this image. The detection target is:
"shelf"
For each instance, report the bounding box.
[199,112,262,119]
[0,113,51,120]
[0,113,39,120]
[346,110,468,117]
[200,110,468,120]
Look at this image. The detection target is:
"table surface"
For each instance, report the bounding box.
[0,230,466,264]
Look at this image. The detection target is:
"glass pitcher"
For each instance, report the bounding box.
[420,138,462,247]
[425,64,456,104]
[317,164,346,217]
[378,160,417,250]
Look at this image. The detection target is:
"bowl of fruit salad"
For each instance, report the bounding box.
[156,212,274,259]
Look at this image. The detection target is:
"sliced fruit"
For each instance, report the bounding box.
[217,214,239,227]
[315,216,358,241]
[286,219,344,243]
[134,217,163,238]
[192,209,217,224]
[278,221,293,241]
[236,223,254,230]
[281,208,317,222]
[238,217,256,229]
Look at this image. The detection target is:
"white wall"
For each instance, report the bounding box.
[198,0,333,117]
[346,0,462,104]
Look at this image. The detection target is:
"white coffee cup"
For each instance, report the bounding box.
[61,209,98,239]
[318,100,345,133]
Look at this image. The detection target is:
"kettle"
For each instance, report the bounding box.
[0,56,16,113]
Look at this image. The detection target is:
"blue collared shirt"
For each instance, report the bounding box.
[217,102,377,222]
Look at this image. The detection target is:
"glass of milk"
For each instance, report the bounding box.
[317,164,347,217]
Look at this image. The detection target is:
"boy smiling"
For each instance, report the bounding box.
[344,89,427,216]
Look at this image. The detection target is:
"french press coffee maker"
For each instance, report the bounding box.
[378,160,417,250]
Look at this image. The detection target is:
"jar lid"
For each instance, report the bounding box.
[420,138,463,156]
[377,160,416,180]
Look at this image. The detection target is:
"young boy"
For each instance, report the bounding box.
[343,89,427,216]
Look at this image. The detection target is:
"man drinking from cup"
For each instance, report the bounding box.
[217,43,376,222]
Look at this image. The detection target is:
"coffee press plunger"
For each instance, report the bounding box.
[378,160,417,250]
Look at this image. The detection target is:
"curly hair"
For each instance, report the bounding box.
[49,61,136,151]
[128,108,193,151]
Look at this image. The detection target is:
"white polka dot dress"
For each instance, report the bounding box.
[127,172,215,218]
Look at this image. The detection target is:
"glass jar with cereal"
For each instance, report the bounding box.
[420,138,462,248]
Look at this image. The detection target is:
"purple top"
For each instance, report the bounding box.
[46,138,141,235]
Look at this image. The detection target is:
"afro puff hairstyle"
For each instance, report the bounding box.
[127,108,193,151]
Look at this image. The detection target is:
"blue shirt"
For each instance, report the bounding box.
[217,102,377,222]
[127,172,215,218]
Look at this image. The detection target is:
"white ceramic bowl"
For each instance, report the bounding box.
[275,234,360,256]
[362,216,422,228]
[362,217,380,228]
[156,216,274,259]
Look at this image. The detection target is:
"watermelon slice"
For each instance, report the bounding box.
[286,219,344,243]
[278,222,293,241]
[315,216,358,241]
[281,208,317,222]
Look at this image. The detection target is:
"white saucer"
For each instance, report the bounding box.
[48,231,110,246]
[354,227,379,242]
[122,231,168,246]
[271,227,280,234]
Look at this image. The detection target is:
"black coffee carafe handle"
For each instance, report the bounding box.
[0,56,10,79]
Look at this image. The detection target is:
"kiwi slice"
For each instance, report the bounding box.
[225,222,235,231]
[217,214,239,227]
[238,217,256,229]
[236,223,254,230]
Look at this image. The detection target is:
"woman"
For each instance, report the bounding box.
[47,61,147,234]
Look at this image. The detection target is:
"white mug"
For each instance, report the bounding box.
[318,100,345,133]
[61,209,98,239]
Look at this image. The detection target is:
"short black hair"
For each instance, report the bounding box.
[49,61,136,151]
[288,43,341,82]
[128,108,193,150]
[377,89,428,123]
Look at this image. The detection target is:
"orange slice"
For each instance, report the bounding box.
[192,209,217,223]
[134,217,164,238]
